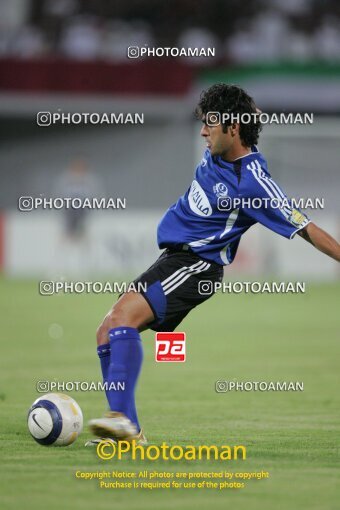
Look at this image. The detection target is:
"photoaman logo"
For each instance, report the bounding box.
[96,440,247,461]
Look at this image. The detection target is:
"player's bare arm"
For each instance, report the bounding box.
[298,222,340,262]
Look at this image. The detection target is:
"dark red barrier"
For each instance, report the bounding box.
[0,58,194,95]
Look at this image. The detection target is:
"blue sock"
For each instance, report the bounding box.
[97,342,111,402]
[106,327,143,431]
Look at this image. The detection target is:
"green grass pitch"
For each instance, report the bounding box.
[0,277,339,510]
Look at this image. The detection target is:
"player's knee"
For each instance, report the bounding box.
[96,322,107,346]
[96,306,130,345]
[106,306,129,329]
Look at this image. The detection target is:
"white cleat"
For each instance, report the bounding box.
[85,430,147,447]
[85,437,116,447]
[88,411,147,444]
[134,429,148,445]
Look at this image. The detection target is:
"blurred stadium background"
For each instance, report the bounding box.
[0,0,340,282]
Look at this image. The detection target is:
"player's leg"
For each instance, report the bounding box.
[97,290,154,345]
[87,292,154,445]
[88,249,223,444]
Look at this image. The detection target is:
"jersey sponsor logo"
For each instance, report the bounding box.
[188,180,212,217]
[213,182,228,198]
[155,332,186,362]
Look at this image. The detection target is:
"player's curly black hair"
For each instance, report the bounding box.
[195,83,262,147]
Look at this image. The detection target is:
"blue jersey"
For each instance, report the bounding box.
[157,147,310,266]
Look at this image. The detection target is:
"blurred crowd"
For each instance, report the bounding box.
[0,0,339,63]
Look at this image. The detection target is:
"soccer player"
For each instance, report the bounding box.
[86,84,340,446]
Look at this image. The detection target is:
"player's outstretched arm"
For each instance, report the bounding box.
[297,222,340,262]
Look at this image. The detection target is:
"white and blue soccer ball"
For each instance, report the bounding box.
[27,393,83,446]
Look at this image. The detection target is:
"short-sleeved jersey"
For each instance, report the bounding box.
[157,147,310,266]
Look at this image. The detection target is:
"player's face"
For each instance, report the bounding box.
[200,115,234,158]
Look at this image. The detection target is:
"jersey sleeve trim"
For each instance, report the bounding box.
[289,219,311,239]
[246,159,293,221]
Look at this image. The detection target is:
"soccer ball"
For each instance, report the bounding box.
[27,393,83,446]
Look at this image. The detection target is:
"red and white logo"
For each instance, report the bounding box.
[155,332,186,362]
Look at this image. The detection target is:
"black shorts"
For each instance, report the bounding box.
[133,248,223,332]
